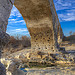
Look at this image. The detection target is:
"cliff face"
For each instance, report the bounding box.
[0,0,63,53]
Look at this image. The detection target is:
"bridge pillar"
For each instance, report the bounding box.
[14,0,60,53]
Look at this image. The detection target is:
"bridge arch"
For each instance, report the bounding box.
[14,0,59,52]
[0,0,63,53]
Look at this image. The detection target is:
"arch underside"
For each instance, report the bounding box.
[0,0,63,53]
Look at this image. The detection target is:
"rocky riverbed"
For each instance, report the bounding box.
[1,42,75,75]
[0,49,75,75]
[20,67,75,75]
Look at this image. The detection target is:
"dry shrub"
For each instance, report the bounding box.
[60,35,75,47]
[63,35,75,43]
[9,36,17,44]
[21,36,31,47]
[2,35,31,55]
[8,35,31,48]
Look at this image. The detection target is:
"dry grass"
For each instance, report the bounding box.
[62,35,75,44]
[60,35,75,51]
[2,35,31,55]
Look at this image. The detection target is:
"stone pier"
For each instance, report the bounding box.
[14,0,61,52]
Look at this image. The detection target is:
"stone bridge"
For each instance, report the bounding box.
[0,0,63,53]
[0,0,63,74]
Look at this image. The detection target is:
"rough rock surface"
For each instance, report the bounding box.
[6,62,26,75]
[0,0,13,32]
[0,28,10,46]
[48,0,64,43]
[0,62,6,75]
[57,25,64,43]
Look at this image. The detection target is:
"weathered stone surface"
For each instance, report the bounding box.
[0,28,10,46]
[14,0,60,52]
[6,62,26,75]
[48,0,64,43]
[0,62,6,75]
[57,25,64,43]
[0,0,13,32]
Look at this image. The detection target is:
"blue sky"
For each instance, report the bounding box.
[6,0,75,36]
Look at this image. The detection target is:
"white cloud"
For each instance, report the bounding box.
[10,5,22,18]
[6,28,28,34]
[58,9,75,22]
[8,5,26,25]
[53,0,75,22]
[9,19,17,21]
[54,0,75,11]
[15,28,28,32]
[11,28,28,32]
[63,17,75,21]
[8,18,25,24]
